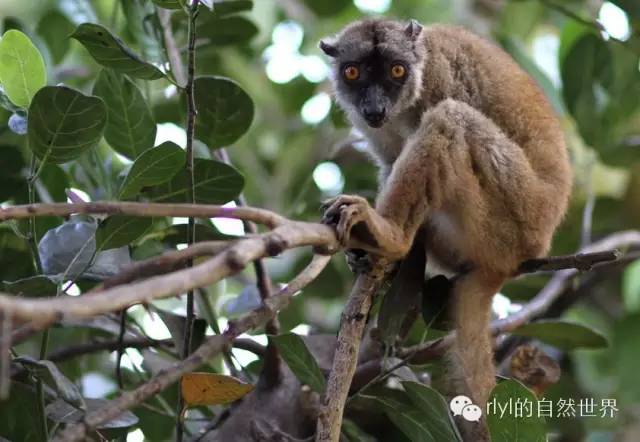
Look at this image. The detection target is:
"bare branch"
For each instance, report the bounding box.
[315,260,392,442]
[0,223,338,323]
[517,250,620,274]
[53,254,331,442]
[97,241,230,291]
[0,202,287,228]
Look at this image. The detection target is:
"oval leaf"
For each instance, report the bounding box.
[71,23,165,80]
[194,76,254,148]
[152,0,185,9]
[119,142,186,199]
[149,158,244,204]
[0,30,46,108]
[28,86,106,163]
[210,0,253,16]
[96,216,152,251]
[198,16,258,46]
[271,332,326,393]
[46,398,138,433]
[511,320,608,350]
[181,372,254,407]
[487,380,546,442]
[403,381,463,442]
[15,357,85,409]
[93,69,157,158]
[359,387,437,442]
[3,275,56,297]
[37,10,75,64]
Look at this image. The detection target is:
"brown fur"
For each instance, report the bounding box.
[321,19,572,440]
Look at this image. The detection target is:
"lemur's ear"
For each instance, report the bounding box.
[319,39,339,57]
[405,19,423,40]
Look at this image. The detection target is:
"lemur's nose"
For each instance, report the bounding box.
[363,108,386,127]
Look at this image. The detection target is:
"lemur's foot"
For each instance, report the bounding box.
[345,248,372,274]
[321,194,374,247]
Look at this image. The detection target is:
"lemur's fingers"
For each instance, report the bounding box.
[321,194,369,225]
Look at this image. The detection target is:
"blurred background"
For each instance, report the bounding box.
[0,0,639,440]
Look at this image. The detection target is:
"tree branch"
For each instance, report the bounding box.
[315,259,392,442]
[52,254,331,442]
[0,202,287,228]
[0,223,338,323]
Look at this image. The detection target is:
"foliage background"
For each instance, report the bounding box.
[0,0,639,440]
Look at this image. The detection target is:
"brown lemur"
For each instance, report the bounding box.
[319,16,572,429]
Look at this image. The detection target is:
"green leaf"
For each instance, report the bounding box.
[121,0,165,64]
[96,216,153,251]
[71,23,165,80]
[623,259,640,313]
[210,0,253,16]
[511,320,608,350]
[0,30,47,108]
[402,381,463,442]
[560,33,612,146]
[15,357,85,409]
[28,86,107,164]
[93,69,157,159]
[119,142,186,199]
[271,332,326,393]
[149,158,244,204]
[152,0,184,9]
[359,387,437,442]
[302,0,351,17]
[3,275,56,297]
[194,76,254,148]
[487,380,546,442]
[46,398,138,438]
[153,223,229,246]
[613,313,640,404]
[36,10,75,64]
[198,16,258,46]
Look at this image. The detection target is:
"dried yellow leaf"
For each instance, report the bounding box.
[181,372,254,407]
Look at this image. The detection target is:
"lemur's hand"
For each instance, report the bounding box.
[321,194,374,247]
[321,194,410,260]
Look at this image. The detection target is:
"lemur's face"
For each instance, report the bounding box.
[320,19,425,129]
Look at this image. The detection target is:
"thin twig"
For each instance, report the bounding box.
[115,309,127,389]
[178,1,200,439]
[158,8,187,87]
[215,149,281,385]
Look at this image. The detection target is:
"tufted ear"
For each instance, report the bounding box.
[404,19,423,41]
[319,39,339,57]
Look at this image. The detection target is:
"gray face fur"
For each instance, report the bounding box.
[320,19,426,129]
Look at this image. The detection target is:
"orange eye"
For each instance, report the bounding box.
[344,65,360,81]
[391,64,406,79]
